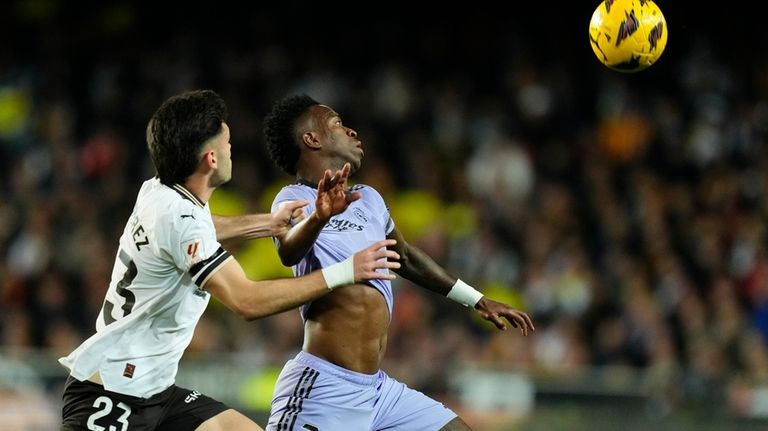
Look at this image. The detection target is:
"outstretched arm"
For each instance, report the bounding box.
[205,239,400,320]
[276,163,361,265]
[212,200,308,243]
[387,226,535,336]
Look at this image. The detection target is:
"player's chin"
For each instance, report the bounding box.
[211,172,232,188]
[350,158,362,173]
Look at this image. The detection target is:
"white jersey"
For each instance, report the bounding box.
[59,178,233,398]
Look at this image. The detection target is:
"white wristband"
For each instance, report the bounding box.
[447,279,483,307]
[321,256,355,290]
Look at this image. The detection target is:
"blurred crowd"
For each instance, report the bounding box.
[3,0,768,422]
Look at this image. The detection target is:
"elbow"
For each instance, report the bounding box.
[239,310,268,322]
[232,303,269,322]
[278,252,301,267]
[241,313,262,322]
[396,253,410,275]
[276,243,310,267]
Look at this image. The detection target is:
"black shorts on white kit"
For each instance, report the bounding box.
[60,376,228,431]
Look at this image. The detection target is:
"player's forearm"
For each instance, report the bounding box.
[207,256,336,320]
[397,245,455,295]
[277,212,327,265]
[212,214,274,242]
[240,272,330,320]
[211,239,399,320]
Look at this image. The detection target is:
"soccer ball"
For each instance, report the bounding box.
[589,0,667,72]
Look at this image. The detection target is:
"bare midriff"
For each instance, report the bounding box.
[303,283,389,375]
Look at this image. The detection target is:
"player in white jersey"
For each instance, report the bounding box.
[59,90,401,431]
[262,95,535,431]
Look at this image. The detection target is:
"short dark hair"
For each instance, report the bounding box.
[146,90,228,185]
[263,94,319,176]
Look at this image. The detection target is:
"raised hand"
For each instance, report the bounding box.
[272,200,309,236]
[474,297,535,336]
[352,239,400,282]
[315,163,361,221]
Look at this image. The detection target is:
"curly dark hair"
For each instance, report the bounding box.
[263,94,319,176]
[146,90,228,185]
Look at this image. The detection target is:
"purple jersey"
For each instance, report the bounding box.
[272,182,396,320]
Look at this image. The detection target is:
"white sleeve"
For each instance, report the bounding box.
[188,246,232,287]
[169,213,231,287]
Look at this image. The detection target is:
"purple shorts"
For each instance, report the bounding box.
[266,351,456,431]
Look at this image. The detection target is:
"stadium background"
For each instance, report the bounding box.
[2,1,768,429]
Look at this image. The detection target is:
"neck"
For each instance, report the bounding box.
[296,166,334,186]
[181,174,214,204]
[296,155,343,185]
[298,151,341,184]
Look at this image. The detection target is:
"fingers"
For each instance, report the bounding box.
[353,239,401,282]
[328,169,342,188]
[366,259,401,280]
[520,312,535,332]
[325,163,352,189]
[367,239,397,251]
[375,250,401,265]
[481,306,535,336]
[314,169,332,192]
[292,207,307,222]
[274,200,309,233]
[331,163,351,186]
[279,200,309,212]
[485,312,508,331]
[317,164,354,192]
[340,162,351,179]
[499,311,535,336]
[368,241,400,278]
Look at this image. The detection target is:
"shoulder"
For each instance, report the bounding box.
[138,180,209,233]
[351,184,385,202]
[271,183,314,212]
[274,183,314,201]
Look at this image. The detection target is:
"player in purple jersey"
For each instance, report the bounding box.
[263,94,535,431]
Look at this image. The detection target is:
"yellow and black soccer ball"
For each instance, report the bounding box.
[589,0,668,72]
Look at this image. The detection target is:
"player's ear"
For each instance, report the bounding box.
[201,149,217,168]
[301,131,322,150]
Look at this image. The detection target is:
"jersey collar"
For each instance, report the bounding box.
[297,178,318,188]
[171,184,205,208]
